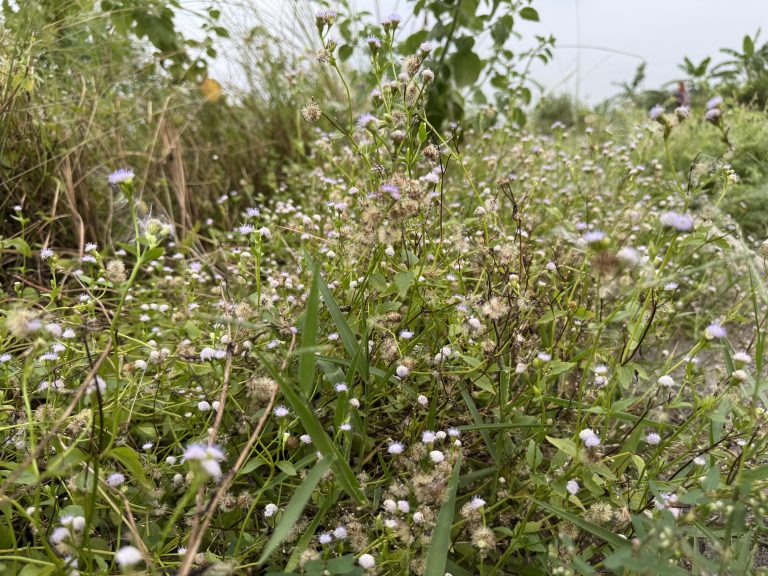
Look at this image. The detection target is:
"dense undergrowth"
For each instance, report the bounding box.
[3,2,768,576]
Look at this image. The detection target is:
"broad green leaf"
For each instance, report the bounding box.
[257,455,333,564]
[546,436,578,458]
[425,456,462,576]
[520,7,539,21]
[394,270,414,298]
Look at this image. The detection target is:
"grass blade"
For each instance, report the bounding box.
[533,499,627,548]
[257,455,334,565]
[425,455,462,576]
[315,267,369,379]
[259,353,368,504]
[298,263,320,396]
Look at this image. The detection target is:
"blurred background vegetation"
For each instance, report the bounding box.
[2,0,768,256]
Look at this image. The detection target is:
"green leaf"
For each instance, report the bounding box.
[546,436,578,458]
[451,49,483,87]
[277,461,297,476]
[520,7,539,21]
[425,456,462,576]
[299,264,321,396]
[257,456,334,564]
[315,265,369,379]
[259,354,367,504]
[394,270,414,298]
[743,34,755,57]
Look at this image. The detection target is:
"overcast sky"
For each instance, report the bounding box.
[183,0,768,103]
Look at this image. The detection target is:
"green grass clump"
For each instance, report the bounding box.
[3,6,768,576]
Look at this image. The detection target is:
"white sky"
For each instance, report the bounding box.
[180,0,768,103]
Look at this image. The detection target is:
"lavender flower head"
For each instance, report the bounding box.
[706,95,723,110]
[704,322,727,340]
[357,113,378,131]
[705,108,722,123]
[382,13,402,29]
[108,168,134,185]
[659,211,694,232]
[380,184,400,200]
[582,230,606,244]
[648,105,665,121]
[366,35,382,50]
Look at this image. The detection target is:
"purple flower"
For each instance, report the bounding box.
[649,105,665,121]
[383,13,402,28]
[357,113,378,130]
[380,184,400,200]
[582,230,606,244]
[705,108,722,123]
[108,168,134,185]
[706,95,723,110]
[366,35,382,49]
[660,211,694,232]
[705,322,727,340]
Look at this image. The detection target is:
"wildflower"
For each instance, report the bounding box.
[397,500,410,513]
[646,432,661,445]
[658,375,674,387]
[357,113,378,131]
[340,423,352,431]
[197,400,212,412]
[732,369,748,382]
[429,450,445,463]
[300,434,312,444]
[566,479,580,495]
[471,526,496,551]
[108,168,134,185]
[358,554,376,569]
[199,347,216,361]
[40,248,55,260]
[106,473,126,487]
[399,330,414,339]
[333,526,348,540]
[106,260,127,282]
[319,533,333,545]
[273,405,290,418]
[0,354,11,363]
[536,351,552,362]
[648,105,665,121]
[705,108,721,124]
[422,431,436,444]
[115,545,143,568]
[301,100,321,123]
[675,106,690,120]
[382,13,401,30]
[582,230,607,245]
[706,95,723,109]
[381,183,400,200]
[264,503,278,518]
[704,322,727,340]
[469,496,486,510]
[734,352,751,366]
[388,442,404,455]
[693,456,706,465]
[366,36,382,51]
[258,227,271,238]
[578,428,601,448]
[396,365,409,378]
[182,443,226,480]
[334,383,348,393]
[660,211,694,232]
[238,224,255,235]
